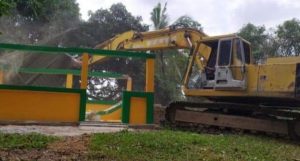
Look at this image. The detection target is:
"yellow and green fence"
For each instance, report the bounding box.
[0,43,155,125]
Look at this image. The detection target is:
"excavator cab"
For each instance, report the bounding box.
[187,35,251,90]
[215,38,247,89]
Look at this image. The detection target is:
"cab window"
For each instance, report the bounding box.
[218,40,232,66]
[243,41,251,64]
[231,39,243,66]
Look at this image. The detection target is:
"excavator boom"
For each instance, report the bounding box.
[91,27,206,64]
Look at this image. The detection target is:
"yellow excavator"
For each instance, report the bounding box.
[91,26,300,139]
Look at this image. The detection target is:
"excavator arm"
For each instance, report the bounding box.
[91,27,208,64]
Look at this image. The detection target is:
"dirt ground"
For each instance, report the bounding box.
[0,124,129,160]
[154,104,166,124]
[0,135,90,161]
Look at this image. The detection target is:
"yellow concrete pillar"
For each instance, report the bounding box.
[0,71,3,84]
[145,59,155,92]
[129,97,147,124]
[80,53,89,89]
[66,74,73,88]
[126,76,132,91]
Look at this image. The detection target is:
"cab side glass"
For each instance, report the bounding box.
[218,40,232,66]
[235,39,243,62]
[243,41,251,64]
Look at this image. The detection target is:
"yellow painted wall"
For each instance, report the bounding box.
[145,59,154,92]
[66,74,73,88]
[86,103,121,121]
[129,97,147,124]
[0,89,81,123]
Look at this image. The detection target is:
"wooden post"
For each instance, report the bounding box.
[145,59,155,92]
[80,53,89,89]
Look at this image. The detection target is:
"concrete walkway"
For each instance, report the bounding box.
[0,122,127,136]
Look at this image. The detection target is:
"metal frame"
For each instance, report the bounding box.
[0,43,155,59]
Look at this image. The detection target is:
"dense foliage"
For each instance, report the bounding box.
[0,0,80,43]
[238,19,300,62]
[276,18,300,56]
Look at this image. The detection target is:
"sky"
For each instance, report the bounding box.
[77,0,300,35]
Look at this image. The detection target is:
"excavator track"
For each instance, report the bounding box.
[165,101,300,140]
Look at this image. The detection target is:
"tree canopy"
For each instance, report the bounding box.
[173,15,203,31]
[238,19,300,60]
[0,0,15,17]
[0,0,80,22]
[86,3,148,45]
[276,18,300,56]
[0,0,80,43]
[238,23,268,60]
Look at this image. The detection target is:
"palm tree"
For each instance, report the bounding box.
[150,2,168,30]
[150,2,168,75]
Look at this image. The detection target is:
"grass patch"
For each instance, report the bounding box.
[89,130,300,161]
[0,133,58,150]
